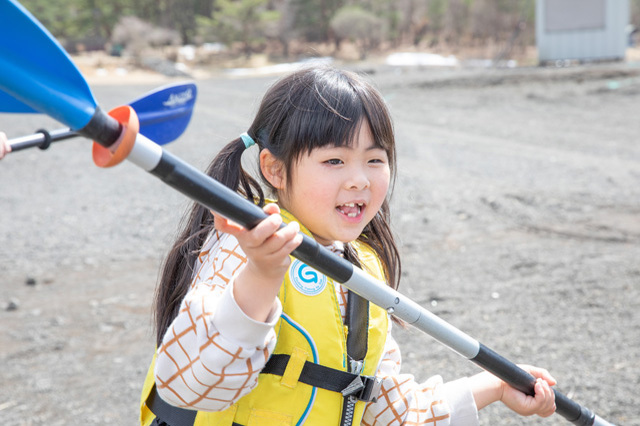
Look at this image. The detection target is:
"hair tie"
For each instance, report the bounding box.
[240,132,255,149]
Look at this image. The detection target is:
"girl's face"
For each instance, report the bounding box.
[278,123,391,245]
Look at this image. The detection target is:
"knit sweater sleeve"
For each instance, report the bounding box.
[154,231,282,411]
[362,323,479,426]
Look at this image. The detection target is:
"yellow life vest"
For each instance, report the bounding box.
[141,210,389,426]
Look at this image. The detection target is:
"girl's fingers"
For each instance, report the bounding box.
[526,365,557,416]
[529,366,557,386]
[243,203,283,245]
[534,379,556,417]
[520,364,557,387]
[273,221,303,254]
[252,219,301,257]
[542,370,557,387]
[212,212,245,234]
[244,212,284,248]
[215,203,301,256]
[263,202,280,215]
[212,203,283,239]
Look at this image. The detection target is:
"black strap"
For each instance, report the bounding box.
[345,291,369,360]
[341,290,371,426]
[262,354,381,402]
[147,385,197,426]
[148,387,246,426]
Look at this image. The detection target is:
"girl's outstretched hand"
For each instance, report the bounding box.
[470,364,556,418]
[213,203,303,322]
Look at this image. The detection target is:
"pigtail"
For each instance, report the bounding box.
[208,137,265,206]
[153,204,212,345]
[153,136,264,346]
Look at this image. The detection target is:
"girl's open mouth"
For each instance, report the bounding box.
[336,202,364,218]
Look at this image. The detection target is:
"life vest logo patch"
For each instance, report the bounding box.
[290,259,327,296]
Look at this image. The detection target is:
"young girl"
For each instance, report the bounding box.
[140,66,556,426]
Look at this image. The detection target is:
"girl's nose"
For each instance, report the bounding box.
[346,167,370,190]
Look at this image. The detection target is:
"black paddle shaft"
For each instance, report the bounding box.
[79,106,122,146]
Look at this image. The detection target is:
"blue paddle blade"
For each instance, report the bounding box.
[130,82,198,145]
[0,0,97,130]
[0,90,38,113]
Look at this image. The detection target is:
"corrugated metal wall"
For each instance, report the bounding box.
[536,0,629,63]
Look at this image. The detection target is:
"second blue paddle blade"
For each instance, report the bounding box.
[130,82,197,145]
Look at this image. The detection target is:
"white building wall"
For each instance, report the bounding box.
[536,0,629,63]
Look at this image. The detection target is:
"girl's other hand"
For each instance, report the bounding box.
[470,364,556,418]
[213,203,303,321]
[500,365,556,418]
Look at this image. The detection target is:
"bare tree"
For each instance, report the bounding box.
[111,15,180,64]
[265,0,298,58]
[198,0,279,58]
[331,6,385,59]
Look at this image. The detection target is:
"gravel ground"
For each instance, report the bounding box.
[1,61,639,425]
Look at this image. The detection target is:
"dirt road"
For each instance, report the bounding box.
[1,61,639,425]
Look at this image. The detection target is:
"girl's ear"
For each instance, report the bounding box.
[260,149,286,189]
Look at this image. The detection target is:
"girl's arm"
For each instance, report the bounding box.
[214,203,302,322]
[154,233,279,411]
[154,204,302,411]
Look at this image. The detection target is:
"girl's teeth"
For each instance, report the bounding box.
[338,203,362,217]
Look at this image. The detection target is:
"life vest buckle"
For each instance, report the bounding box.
[358,376,383,403]
[341,374,382,403]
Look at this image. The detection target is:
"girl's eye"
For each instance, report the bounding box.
[368,149,389,165]
[325,159,343,165]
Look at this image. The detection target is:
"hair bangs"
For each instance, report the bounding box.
[285,74,367,159]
